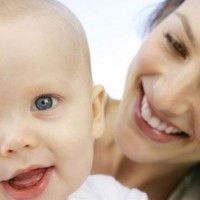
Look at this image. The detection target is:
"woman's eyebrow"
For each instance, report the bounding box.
[175,12,196,48]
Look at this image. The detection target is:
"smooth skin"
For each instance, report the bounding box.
[0,1,105,199]
[92,0,200,199]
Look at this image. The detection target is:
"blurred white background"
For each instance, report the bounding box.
[59,0,162,99]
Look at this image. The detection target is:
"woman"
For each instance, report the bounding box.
[92,0,200,199]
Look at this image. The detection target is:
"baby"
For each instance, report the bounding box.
[0,0,148,199]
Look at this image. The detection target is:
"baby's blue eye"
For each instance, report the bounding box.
[34,96,53,110]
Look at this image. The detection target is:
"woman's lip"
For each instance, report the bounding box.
[2,166,53,199]
[132,89,186,143]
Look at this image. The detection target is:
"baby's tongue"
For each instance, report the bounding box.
[8,168,46,189]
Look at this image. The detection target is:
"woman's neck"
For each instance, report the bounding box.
[116,157,192,200]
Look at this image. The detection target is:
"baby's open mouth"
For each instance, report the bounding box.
[1,166,53,199]
[6,168,47,190]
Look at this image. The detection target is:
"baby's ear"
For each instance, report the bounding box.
[91,85,106,139]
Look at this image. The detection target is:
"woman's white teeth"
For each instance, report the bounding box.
[165,126,174,134]
[148,117,160,128]
[141,96,182,135]
[141,105,151,121]
[157,122,167,131]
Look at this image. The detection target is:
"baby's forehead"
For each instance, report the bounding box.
[0,0,92,90]
[0,17,88,97]
[0,14,82,74]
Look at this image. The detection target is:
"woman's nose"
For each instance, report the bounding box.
[0,134,39,157]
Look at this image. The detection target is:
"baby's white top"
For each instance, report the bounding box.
[68,175,148,200]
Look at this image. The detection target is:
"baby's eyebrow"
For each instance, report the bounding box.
[175,12,196,48]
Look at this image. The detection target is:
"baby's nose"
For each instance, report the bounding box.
[0,135,39,157]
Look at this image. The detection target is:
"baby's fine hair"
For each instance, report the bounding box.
[0,0,92,86]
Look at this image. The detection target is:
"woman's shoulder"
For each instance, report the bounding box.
[169,163,200,200]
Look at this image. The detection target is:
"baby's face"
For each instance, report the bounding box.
[0,16,104,199]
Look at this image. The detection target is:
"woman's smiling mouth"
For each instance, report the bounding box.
[132,85,189,143]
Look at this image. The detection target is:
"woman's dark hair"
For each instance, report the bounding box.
[148,0,185,31]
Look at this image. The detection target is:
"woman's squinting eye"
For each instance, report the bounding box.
[164,33,188,59]
[33,95,57,111]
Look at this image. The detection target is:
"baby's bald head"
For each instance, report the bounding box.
[0,0,92,92]
[0,3,106,200]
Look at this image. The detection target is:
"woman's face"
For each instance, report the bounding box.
[115,0,200,164]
